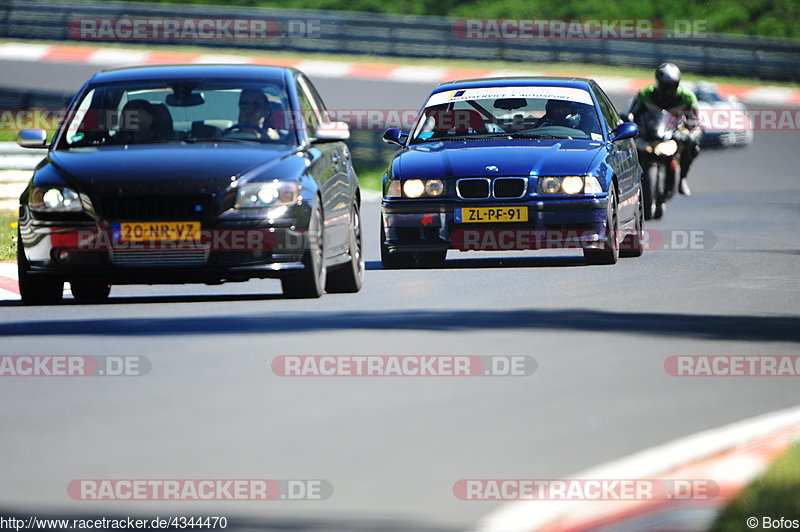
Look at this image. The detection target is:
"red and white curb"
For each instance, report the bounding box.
[1,42,799,105]
[0,260,19,300]
[476,405,800,532]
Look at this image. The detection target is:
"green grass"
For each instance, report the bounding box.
[113,0,800,39]
[708,442,800,531]
[0,210,17,261]
[354,163,386,192]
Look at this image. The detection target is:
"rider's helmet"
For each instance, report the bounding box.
[655,63,681,99]
[544,99,581,128]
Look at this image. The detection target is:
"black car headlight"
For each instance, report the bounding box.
[29,187,83,212]
[536,175,602,195]
[235,180,301,210]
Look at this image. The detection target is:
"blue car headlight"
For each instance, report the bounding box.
[30,186,83,212]
[536,175,602,195]
[235,180,301,210]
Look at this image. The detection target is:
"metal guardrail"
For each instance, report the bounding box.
[1,0,799,81]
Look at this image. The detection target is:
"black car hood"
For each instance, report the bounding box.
[48,143,297,196]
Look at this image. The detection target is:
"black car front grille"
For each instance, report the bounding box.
[493,178,527,198]
[457,179,490,199]
[102,196,211,221]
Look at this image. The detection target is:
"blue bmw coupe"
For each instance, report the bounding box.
[381,77,644,268]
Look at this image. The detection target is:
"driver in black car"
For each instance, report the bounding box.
[227,88,280,140]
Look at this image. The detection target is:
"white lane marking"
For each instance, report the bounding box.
[0,43,50,61]
[295,61,353,78]
[193,54,251,64]
[87,49,150,66]
[744,87,797,105]
[0,262,18,280]
[388,66,448,83]
[485,69,543,78]
[476,404,800,531]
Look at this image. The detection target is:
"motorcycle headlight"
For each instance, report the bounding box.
[30,187,82,212]
[654,139,679,157]
[235,180,301,209]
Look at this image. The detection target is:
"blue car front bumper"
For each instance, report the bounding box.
[382,196,610,253]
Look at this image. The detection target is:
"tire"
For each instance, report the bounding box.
[414,250,447,268]
[281,202,326,298]
[17,230,64,306]
[380,223,414,269]
[653,163,667,220]
[325,203,364,293]
[620,185,644,258]
[642,164,657,220]
[584,183,620,265]
[70,280,111,303]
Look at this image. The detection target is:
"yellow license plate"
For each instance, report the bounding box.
[119,221,201,242]
[457,206,528,223]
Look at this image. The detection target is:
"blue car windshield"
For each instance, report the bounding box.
[57,79,295,148]
[409,86,604,143]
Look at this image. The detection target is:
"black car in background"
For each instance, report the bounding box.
[16,65,363,304]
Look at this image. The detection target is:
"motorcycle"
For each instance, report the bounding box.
[633,110,688,220]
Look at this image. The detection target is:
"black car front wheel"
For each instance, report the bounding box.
[326,203,364,293]
[18,231,64,306]
[281,202,326,299]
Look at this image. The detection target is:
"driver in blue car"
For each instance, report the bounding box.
[227,88,280,140]
[536,99,582,129]
[629,63,702,196]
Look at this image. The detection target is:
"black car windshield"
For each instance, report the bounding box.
[57,79,295,148]
[409,85,604,143]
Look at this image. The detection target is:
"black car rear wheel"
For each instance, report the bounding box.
[584,183,620,265]
[18,231,64,306]
[325,203,364,293]
[380,223,414,269]
[70,280,111,303]
[281,202,326,299]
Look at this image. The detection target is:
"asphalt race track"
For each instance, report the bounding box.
[0,59,799,530]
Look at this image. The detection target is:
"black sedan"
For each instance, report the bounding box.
[16,64,363,304]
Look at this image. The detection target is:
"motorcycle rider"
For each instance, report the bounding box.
[629,63,702,196]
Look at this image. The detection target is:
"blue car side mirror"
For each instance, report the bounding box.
[383,128,407,146]
[611,122,638,142]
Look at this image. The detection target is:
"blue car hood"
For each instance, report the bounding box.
[395,138,605,178]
